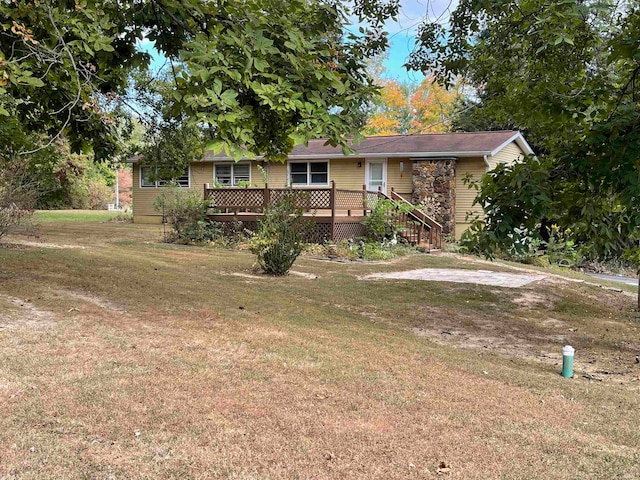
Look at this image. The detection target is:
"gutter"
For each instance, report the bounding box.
[171,151,495,164]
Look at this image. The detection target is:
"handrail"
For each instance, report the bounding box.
[380,190,443,250]
[389,191,443,232]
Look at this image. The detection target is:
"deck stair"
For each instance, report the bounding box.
[380,190,443,252]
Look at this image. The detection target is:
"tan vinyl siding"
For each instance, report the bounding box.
[487,142,524,170]
[264,161,288,187]
[330,158,364,189]
[191,162,214,190]
[132,163,162,217]
[132,163,213,219]
[251,163,266,187]
[454,157,486,239]
[387,157,413,197]
[263,159,363,189]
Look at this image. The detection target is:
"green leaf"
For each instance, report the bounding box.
[253,58,268,72]
[220,89,238,105]
[205,140,226,155]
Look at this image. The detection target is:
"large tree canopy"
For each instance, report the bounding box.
[408,0,640,264]
[1,0,399,162]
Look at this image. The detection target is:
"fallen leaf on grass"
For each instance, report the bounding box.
[437,461,451,474]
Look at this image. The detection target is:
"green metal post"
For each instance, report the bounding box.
[562,345,575,378]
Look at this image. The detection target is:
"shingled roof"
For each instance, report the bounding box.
[129,131,532,163]
[285,131,526,158]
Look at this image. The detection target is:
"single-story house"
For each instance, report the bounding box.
[128,130,532,239]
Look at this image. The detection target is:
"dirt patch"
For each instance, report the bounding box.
[57,290,127,313]
[1,240,88,250]
[224,272,266,280]
[222,271,319,280]
[288,271,319,280]
[512,291,550,308]
[0,295,55,331]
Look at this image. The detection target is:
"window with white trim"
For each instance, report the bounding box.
[140,166,190,188]
[214,163,251,186]
[289,161,328,186]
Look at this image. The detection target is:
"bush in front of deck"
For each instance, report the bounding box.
[361,198,396,242]
[153,186,220,244]
[250,195,310,275]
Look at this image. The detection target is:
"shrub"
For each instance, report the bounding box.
[0,204,34,240]
[249,195,311,275]
[0,160,37,240]
[362,198,395,241]
[362,197,416,242]
[546,225,582,267]
[153,186,220,243]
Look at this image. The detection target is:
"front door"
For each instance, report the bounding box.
[366,159,387,193]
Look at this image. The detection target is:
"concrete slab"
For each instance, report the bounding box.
[361,268,546,288]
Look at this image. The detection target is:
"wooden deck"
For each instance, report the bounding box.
[204,182,377,242]
[203,182,442,249]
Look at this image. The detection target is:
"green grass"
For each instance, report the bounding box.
[34,209,122,223]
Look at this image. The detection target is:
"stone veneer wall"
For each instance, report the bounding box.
[412,159,456,234]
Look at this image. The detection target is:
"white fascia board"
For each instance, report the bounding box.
[287,151,493,159]
[489,132,535,157]
[202,151,495,162]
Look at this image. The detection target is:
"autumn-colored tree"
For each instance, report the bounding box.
[364,80,411,135]
[364,77,462,136]
[409,78,461,133]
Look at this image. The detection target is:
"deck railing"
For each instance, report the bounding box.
[203,182,442,249]
[204,182,379,240]
[204,182,380,215]
[386,190,443,250]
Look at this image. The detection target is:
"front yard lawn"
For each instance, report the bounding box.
[1,222,638,479]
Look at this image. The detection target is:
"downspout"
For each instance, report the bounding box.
[483,155,490,171]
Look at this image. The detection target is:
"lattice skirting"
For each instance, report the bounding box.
[333,222,366,241]
[214,218,366,243]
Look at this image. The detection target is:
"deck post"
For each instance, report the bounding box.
[204,183,209,200]
[330,181,336,241]
[362,184,367,216]
[264,183,269,212]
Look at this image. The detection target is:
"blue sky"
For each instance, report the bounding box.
[138,0,456,84]
[379,0,456,83]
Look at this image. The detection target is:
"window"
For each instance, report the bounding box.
[214,163,251,186]
[288,161,329,186]
[140,166,190,188]
[140,166,155,187]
